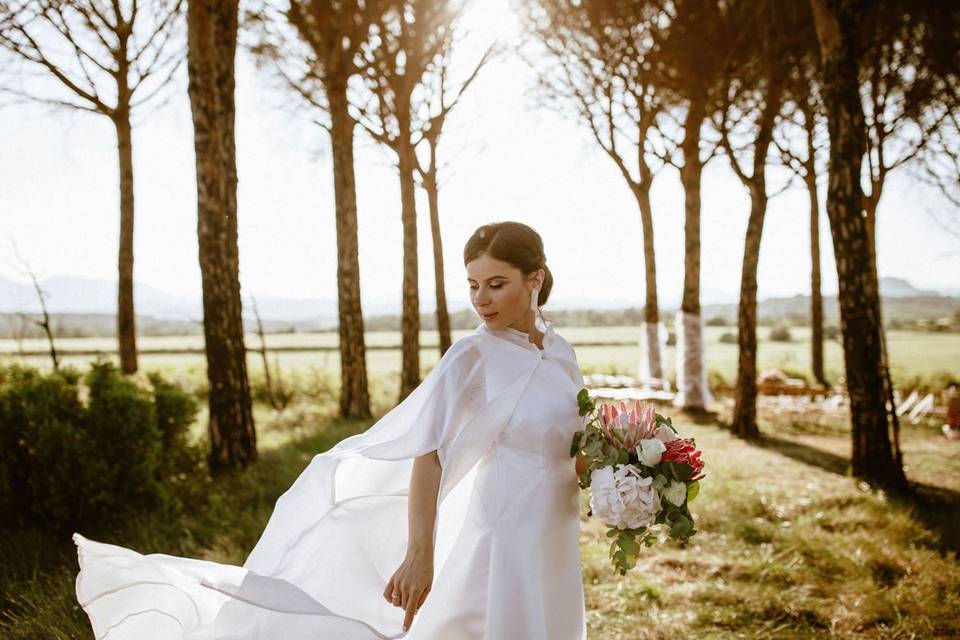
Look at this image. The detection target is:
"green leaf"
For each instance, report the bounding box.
[620,538,640,556]
[577,388,595,415]
[686,480,700,502]
[606,528,620,538]
[569,432,582,457]
[668,461,693,483]
[583,440,603,458]
[669,515,693,538]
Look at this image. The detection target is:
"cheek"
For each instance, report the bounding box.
[502,287,526,308]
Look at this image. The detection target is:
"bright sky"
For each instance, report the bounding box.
[2,0,958,315]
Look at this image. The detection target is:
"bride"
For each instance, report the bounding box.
[74,221,589,639]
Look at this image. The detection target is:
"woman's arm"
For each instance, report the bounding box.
[383,450,441,631]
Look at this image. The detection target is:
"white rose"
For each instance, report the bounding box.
[636,438,666,467]
[662,480,687,507]
[654,425,679,444]
[589,464,661,529]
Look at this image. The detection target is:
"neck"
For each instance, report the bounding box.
[506,310,538,335]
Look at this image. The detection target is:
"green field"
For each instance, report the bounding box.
[3,326,956,390]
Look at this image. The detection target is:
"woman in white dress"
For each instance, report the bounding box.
[73,221,589,639]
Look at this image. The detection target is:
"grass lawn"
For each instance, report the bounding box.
[2,396,958,639]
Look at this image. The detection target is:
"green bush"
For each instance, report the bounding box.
[719,331,738,344]
[0,362,201,534]
[705,316,727,327]
[769,325,793,342]
[148,371,203,482]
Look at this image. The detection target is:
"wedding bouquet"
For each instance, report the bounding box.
[570,390,705,575]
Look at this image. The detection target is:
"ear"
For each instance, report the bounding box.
[529,270,543,291]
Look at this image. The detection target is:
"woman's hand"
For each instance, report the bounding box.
[383,548,433,631]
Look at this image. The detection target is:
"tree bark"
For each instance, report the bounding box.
[730,73,782,440]
[677,97,709,410]
[327,82,372,420]
[187,0,257,473]
[114,112,138,374]
[424,155,452,356]
[397,129,421,401]
[810,0,906,491]
[680,101,704,320]
[807,172,827,386]
[731,190,767,438]
[630,177,663,382]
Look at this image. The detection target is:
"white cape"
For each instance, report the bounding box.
[73,318,584,639]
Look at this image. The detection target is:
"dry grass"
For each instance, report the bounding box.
[2,399,958,639]
[581,413,960,639]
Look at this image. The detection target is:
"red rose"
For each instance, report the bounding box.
[661,438,705,481]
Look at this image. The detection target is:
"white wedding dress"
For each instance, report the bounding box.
[73,317,588,639]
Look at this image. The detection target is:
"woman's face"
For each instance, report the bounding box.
[466,253,543,332]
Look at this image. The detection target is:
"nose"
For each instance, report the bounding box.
[473,289,490,308]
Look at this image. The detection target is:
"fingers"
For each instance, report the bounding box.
[383,577,395,604]
[403,593,420,630]
[416,586,430,609]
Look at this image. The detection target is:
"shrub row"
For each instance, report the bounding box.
[0,362,200,534]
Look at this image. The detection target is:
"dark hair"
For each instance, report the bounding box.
[463,221,554,307]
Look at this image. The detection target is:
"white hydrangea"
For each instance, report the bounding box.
[589,464,661,530]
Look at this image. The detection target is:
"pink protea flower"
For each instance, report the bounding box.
[598,400,658,450]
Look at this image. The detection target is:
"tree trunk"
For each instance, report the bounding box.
[807,173,827,386]
[424,159,452,356]
[328,83,371,420]
[731,190,767,439]
[187,0,257,473]
[114,112,138,374]
[397,131,421,401]
[810,0,906,491]
[676,98,710,410]
[631,179,663,383]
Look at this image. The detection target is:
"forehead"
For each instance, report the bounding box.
[466,253,520,280]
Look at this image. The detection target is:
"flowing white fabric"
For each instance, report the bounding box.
[73,317,588,639]
[673,310,713,409]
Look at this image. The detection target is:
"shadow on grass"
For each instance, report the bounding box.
[748,431,960,556]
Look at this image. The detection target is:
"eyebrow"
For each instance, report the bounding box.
[467,275,508,283]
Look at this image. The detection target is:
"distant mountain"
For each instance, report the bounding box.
[2,275,955,338]
[878,276,941,298]
[0,276,340,324]
[701,284,959,326]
